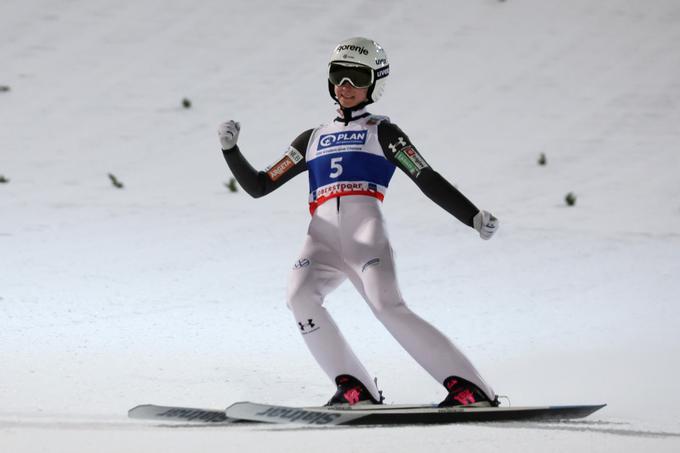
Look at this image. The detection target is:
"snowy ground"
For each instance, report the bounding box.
[2,0,680,451]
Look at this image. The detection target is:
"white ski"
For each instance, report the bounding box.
[225,401,607,426]
[129,402,606,427]
[128,404,240,424]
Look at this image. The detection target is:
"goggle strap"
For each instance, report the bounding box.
[375,65,389,80]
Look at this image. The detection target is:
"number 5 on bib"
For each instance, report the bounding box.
[329,157,344,178]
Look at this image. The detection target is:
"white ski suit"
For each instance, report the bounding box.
[222,108,495,401]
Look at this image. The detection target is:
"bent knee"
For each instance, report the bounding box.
[369,296,410,320]
[286,280,320,312]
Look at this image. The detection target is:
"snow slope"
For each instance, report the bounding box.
[2,0,680,451]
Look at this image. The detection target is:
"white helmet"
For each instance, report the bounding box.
[328,37,389,105]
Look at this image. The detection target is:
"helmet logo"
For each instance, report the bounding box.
[335,44,370,55]
[375,66,390,79]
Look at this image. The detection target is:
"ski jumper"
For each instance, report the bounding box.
[222,108,495,402]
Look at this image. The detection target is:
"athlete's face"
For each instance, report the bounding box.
[334,82,369,109]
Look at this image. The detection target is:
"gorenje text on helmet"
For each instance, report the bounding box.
[335,44,369,55]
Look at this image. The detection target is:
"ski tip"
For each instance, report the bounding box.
[128,404,152,415]
[225,401,250,410]
[128,404,232,423]
[586,403,607,410]
[570,403,607,418]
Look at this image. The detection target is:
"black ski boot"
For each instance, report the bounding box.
[326,374,383,406]
[438,376,499,408]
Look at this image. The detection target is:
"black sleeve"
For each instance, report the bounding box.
[377,121,480,228]
[222,129,312,198]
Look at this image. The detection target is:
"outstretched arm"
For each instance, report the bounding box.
[219,121,312,198]
[377,121,498,238]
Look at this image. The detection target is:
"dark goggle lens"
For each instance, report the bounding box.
[328,64,374,88]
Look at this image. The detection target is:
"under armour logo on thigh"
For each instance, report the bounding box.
[298,319,319,335]
[293,258,310,270]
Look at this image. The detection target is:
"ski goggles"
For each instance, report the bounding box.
[328,63,375,88]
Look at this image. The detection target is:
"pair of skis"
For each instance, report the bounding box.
[128,401,606,427]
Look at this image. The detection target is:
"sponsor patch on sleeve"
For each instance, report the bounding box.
[395,146,429,177]
[404,146,429,171]
[265,147,304,181]
[286,146,304,164]
[395,150,418,176]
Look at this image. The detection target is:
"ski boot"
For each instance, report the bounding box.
[326,374,383,406]
[438,376,499,408]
